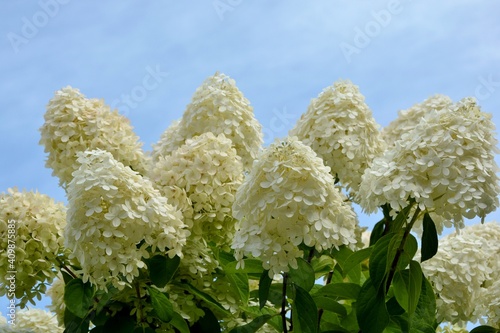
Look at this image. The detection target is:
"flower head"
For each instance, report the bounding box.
[382,94,453,146]
[65,149,188,290]
[39,86,147,188]
[232,137,359,277]
[358,98,500,229]
[421,222,500,325]
[0,309,63,333]
[151,73,263,170]
[0,188,66,308]
[289,80,386,196]
[46,275,65,326]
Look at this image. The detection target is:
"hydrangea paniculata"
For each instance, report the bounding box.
[150,73,263,170]
[0,308,63,333]
[39,86,147,188]
[421,222,500,325]
[65,149,188,290]
[232,137,359,277]
[358,98,500,229]
[0,188,66,308]
[289,80,386,196]
[382,94,453,146]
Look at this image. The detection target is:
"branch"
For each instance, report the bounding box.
[281,273,288,333]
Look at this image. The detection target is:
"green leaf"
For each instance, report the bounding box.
[190,307,221,332]
[93,309,136,333]
[333,246,362,283]
[64,279,94,318]
[229,314,273,333]
[356,278,390,333]
[392,261,422,315]
[288,258,315,291]
[386,229,404,275]
[407,261,423,315]
[341,247,372,280]
[226,272,249,304]
[410,276,438,333]
[148,287,174,323]
[181,282,230,315]
[398,233,418,270]
[312,295,347,316]
[314,283,361,300]
[224,259,264,274]
[470,326,500,333]
[170,311,190,333]
[292,284,318,333]
[259,270,272,309]
[64,307,90,333]
[421,213,438,262]
[369,233,393,291]
[370,218,386,246]
[147,254,180,288]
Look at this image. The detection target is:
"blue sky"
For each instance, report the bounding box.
[1,1,499,316]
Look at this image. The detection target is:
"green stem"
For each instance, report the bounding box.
[385,205,421,291]
[282,273,288,333]
[318,267,335,326]
[135,281,144,325]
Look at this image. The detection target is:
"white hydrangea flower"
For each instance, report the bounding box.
[289,80,386,196]
[0,188,66,308]
[358,98,500,229]
[0,309,63,333]
[421,222,500,325]
[382,94,453,146]
[150,72,263,170]
[46,276,65,326]
[150,132,244,247]
[39,86,148,188]
[150,119,182,164]
[232,137,359,277]
[65,149,188,290]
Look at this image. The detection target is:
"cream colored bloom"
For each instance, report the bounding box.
[232,137,359,277]
[150,73,263,170]
[289,80,386,196]
[382,94,453,146]
[46,276,65,326]
[150,132,244,246]
[0,309,63,333]
[0,188,66,308]
[358,98,500,229]
[436,324,469,333]
[39,86,147,188]
[421,222,500,325]
[65,149,188,290]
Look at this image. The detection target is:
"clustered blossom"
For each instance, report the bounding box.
[382,94,453,146]
[46,276,65,326]
[39,86,147,188]
[65,149,188,290]
[421,222,500,326]
[232,137,359,277]
[358,98,500,229]
[0,309,63,333]
[150,72,263,170]
[0,188,66,308]
[436,324,469,333]
[289,80,386,195]
[150,132,244,247]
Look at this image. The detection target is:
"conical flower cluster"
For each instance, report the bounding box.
[358,98,500,228]
[39,86,147,188]
[232,137,358,277]
[0,188,66,308]
[421,222,500,325]
[289,80,386,195]
[382,94,453,146]
[151,73,263,169]
[0,308,63,333]
[65,149,188,290]
[150,132,243,281]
